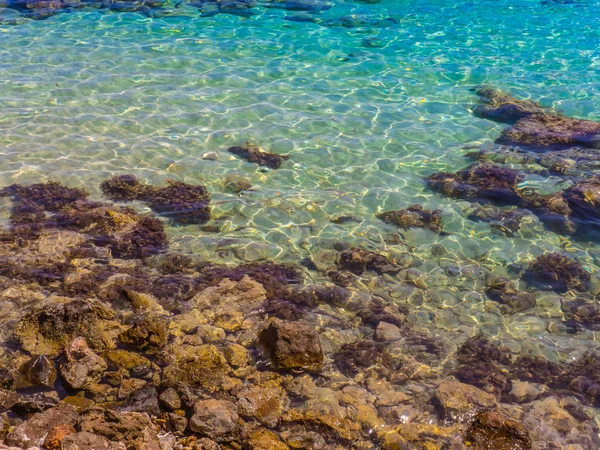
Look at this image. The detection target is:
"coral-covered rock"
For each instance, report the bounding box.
[465,411,532,450]
[377,204,443,233]
[258,318,323,370]
[435,381,497,423]
[228,143,289,169]
[473,86,546,123]
[60,337,107,390]
[525,252,590,292]
[189,399,239,440]
[427,164,523,205]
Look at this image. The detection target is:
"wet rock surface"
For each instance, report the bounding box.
[377,204,443,233]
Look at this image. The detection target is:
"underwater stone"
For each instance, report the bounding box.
[258,318,323,370]
[238,385,288,427]
[17,355,57,389]
[101,174,211,224]
[158,387,181,412]
[228,143,290,169]
[337,247,401,275]
[497,113,600,149]
[486,277,537,312]
[525,252,590,292]
[119,315,167,350]
[435,381,496,424]
[427,163,523,205]
[473,86,546,123]
[465,411,532,450]
[377,204,443,233]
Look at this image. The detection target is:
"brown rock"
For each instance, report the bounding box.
[189,399,239,440]
[375,322,402,342]
[17,355,57,389]
[435,381,496,423]
[238,386,288,427]
[258,318,323,370]
[42,423,76,450]
[159,388,181,412]
[465,411,532,450]
[247,428,290,450]
[60,432,122,450]
[5,403,78,448]
[79,409,157,446]
[228,143,289,169]
[60,337,107,390]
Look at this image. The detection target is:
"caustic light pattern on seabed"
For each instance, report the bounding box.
[1,0,600,448]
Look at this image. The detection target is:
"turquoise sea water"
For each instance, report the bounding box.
[2,0,600,445]
[2,0,600,344]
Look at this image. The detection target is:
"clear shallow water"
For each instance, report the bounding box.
[2,0,600,435]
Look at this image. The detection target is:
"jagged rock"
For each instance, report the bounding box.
[5,403,78,448]
[337,247,402,275]
[120,384,160,416]
[435,381,497,423]
[119,315,167,349]
[465,411,532,450]
[60,337,107,390]
[258,318,323,370]
[189,399,239,440]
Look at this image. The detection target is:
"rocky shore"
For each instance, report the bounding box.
[1,88,600,449]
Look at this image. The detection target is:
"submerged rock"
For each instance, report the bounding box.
[427,163,523,205]
[258,318,323,370]
[228,142,289,169]
[525,252,590,292]
[473,86,546,123]
[100,175,211,224]
[377,204,443,233]
[17,354,57,389]
[467,205,534,237]
[486,277,537,312]
[498,113,600,149]
[465,411,532,450]
[435,381,496,424]
[337,247,402,275]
